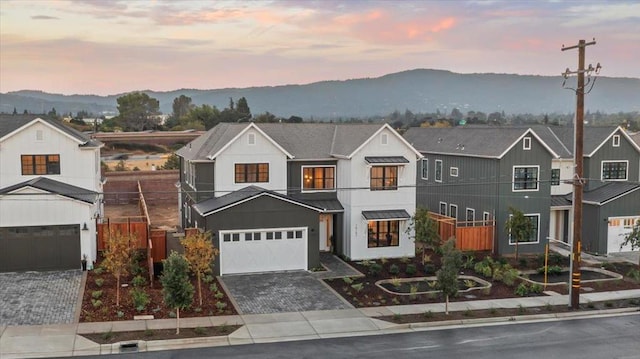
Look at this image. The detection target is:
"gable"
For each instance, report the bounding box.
[587,127,640,157]
[498,129,559,159]
[348,124,422,159]
[0,117,86,145]
[208,123,293,160]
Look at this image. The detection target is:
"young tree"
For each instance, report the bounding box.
[437,237,462,315]
[102,229,137,307]
[161,251,194,334]
[504,207,534,262]
[160,153,180,170]
[620,219,640,269]
[181,231,219,306]
[408,207,441,264]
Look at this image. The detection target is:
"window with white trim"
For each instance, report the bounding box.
[381,133,388,145]
[551,168,560,186]
[601,161,627,180]
[449,204,458,220]
[439,202,447,216]
[435,160,443,182]
[36,130,44,141]
[466,208,475,222]
[450,167,459,177]
[523,137,531,150]
[508,214,540,244]
[248,132,256,145]
[421,159,428,180]
[302,166,335,191]
[612,135,620,147]
[483,212,491,225]
[513,166,539,191]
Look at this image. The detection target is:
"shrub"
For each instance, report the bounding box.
[518,258,528,268]
[91,299,103,308]
[368,263,382,276]
[93,267,104,275]
[194,327,206,335]
[501,268,520,286]
[215,301,227,311]
[399,257,410,264]
[530,283,543,294]
[342,277,354,285]
[209,283,219,292]
[351,283,364,292]
[538,265,563,276]
[405,263,417,276]
[462,255,475,269]
[94,278,104,287]
[389,264,400,275]
[514,283,529,297]
[203,275,215,284]
[130,288,150,312]
[132,275,147,288]
[626,268,640,281]
[91,290,103,299]
[423,263,435,275]
[390,277,401,288]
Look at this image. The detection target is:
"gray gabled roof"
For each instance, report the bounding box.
[403,127,556,158]
[0,115,102,148]
[582,182,640,205]
[0,177,99,204]
[528,125,636,158]
[193,186,323,216]
[177,122,389,161]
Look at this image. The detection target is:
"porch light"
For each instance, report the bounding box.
[82,223,89,231]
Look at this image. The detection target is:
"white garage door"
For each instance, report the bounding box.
[219,227,308,275]
[607,216,640,253]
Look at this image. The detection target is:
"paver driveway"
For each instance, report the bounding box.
[0,270,82,326]
[220,271,352,314]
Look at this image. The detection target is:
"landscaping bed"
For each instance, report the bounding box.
[80,253,236,322]
[82,324,241,344]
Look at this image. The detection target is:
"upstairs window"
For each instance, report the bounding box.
[235,163,269,183]
[302,166,335,191]
[551,168,560,186]
[421,159,428,180]
[513,166,539,191]
[523,137,532,150]
[602,161,627,180]
[370,166,397,190]
[435,160,443,182]
[248,132,256,145]
[381,133,389,145]
[450,167,459,177]
[21,154,60,175]
[612,135,620,147]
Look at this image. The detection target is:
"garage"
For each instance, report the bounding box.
[0,224,80,272]
[219,227,308,275]
[607,216,640,254]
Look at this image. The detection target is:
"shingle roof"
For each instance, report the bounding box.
[0,115,102,148]
[403,127,539,158]
[582,182,640,205]
[0,177,99,203]
[528,125,628,158]
[177,122,386,161]
[193,185,323,216]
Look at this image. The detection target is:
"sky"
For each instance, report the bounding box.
[1,0,639,96]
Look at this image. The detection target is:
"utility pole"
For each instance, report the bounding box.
[561,39,599,310]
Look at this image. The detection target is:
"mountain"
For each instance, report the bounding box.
[1,69,638,118]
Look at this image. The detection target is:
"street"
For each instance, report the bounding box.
[72,313,640,359]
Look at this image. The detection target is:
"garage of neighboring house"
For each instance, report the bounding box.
[606,216,640,253]
[192,186,323,275]
[0,224,81,272]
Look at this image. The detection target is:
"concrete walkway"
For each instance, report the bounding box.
[2,289,639,358]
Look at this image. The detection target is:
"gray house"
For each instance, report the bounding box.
[176,122,421,275]
[404,127,558,255]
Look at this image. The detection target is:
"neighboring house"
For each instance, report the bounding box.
[176,122,422,275]
[534,126,640,254]
[0,115,103,272]
[404,127,558,255]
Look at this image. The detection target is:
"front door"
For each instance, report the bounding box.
[319,214,333,252]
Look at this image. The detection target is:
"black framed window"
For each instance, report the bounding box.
[21,154,60,175]
[370,166,398,190]
[513,166,538,191]
[602,161,627,180]
[551,168,560,186]
[303,166,335,190]
[367,220,399,247]
[235,163,269,183]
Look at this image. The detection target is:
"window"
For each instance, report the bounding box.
[513,166,539,191]
[602,161,627,180]
[523,137,532,150]
[188,162,196,186]
[450,167,459,177]
[483,212,491,225]
[466,208,475,222]
[421,159,428,180]
[244,232,261,241]
[367,220,399,247]
[370,166,397,190]
[509,214,540,244]
[551,168,560,186]
[36,130,44,141]
[302,166,335,191]
[248,132,256,145]
[439,202,447,216]
[612,135,620,147]
[235,163,269,183]
[435,160,443,182]
[449,204,458,219]
[381,133,388,145]
[21,154,60,175]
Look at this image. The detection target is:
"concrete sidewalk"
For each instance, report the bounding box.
[1,289,639,358]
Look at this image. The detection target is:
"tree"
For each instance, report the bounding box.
[172,95,194,121]
[116,92,161,131]
[161,251,194,334]
[179,104,220,130]
[236,97,251,119]
[102,229,137,307]
[620,219,640,269]
[12,107,17,115]
[408,207,440,264]
[161,153,180,170]
[181,231,219,306]
[437,237,462,315]
[504,207,535,262]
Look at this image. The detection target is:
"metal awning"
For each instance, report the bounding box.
[362,209,411,221]
[364,156,409,164]
[302,199,344,213]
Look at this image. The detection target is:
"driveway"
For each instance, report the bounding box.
[220,271,352,314]
[0,270,83,326]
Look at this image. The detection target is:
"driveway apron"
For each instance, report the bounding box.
[0,270,82,326]
[220,271,352,314]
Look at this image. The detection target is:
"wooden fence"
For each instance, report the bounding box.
[97,220,148,250]
[428,212,494,252]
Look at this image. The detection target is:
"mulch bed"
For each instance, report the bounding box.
[82,325,242,344]
[80,254,236,322]
[324,250,640,308]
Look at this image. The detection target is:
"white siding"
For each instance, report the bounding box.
[551,159,573,195]
[214,130,287,196]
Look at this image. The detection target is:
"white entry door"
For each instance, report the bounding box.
[319,214,332,252]
[219,227,308,275]
[607,216,640,253]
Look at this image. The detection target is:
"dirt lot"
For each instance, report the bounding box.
[105,203,178,229]
[103,156,169,171]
